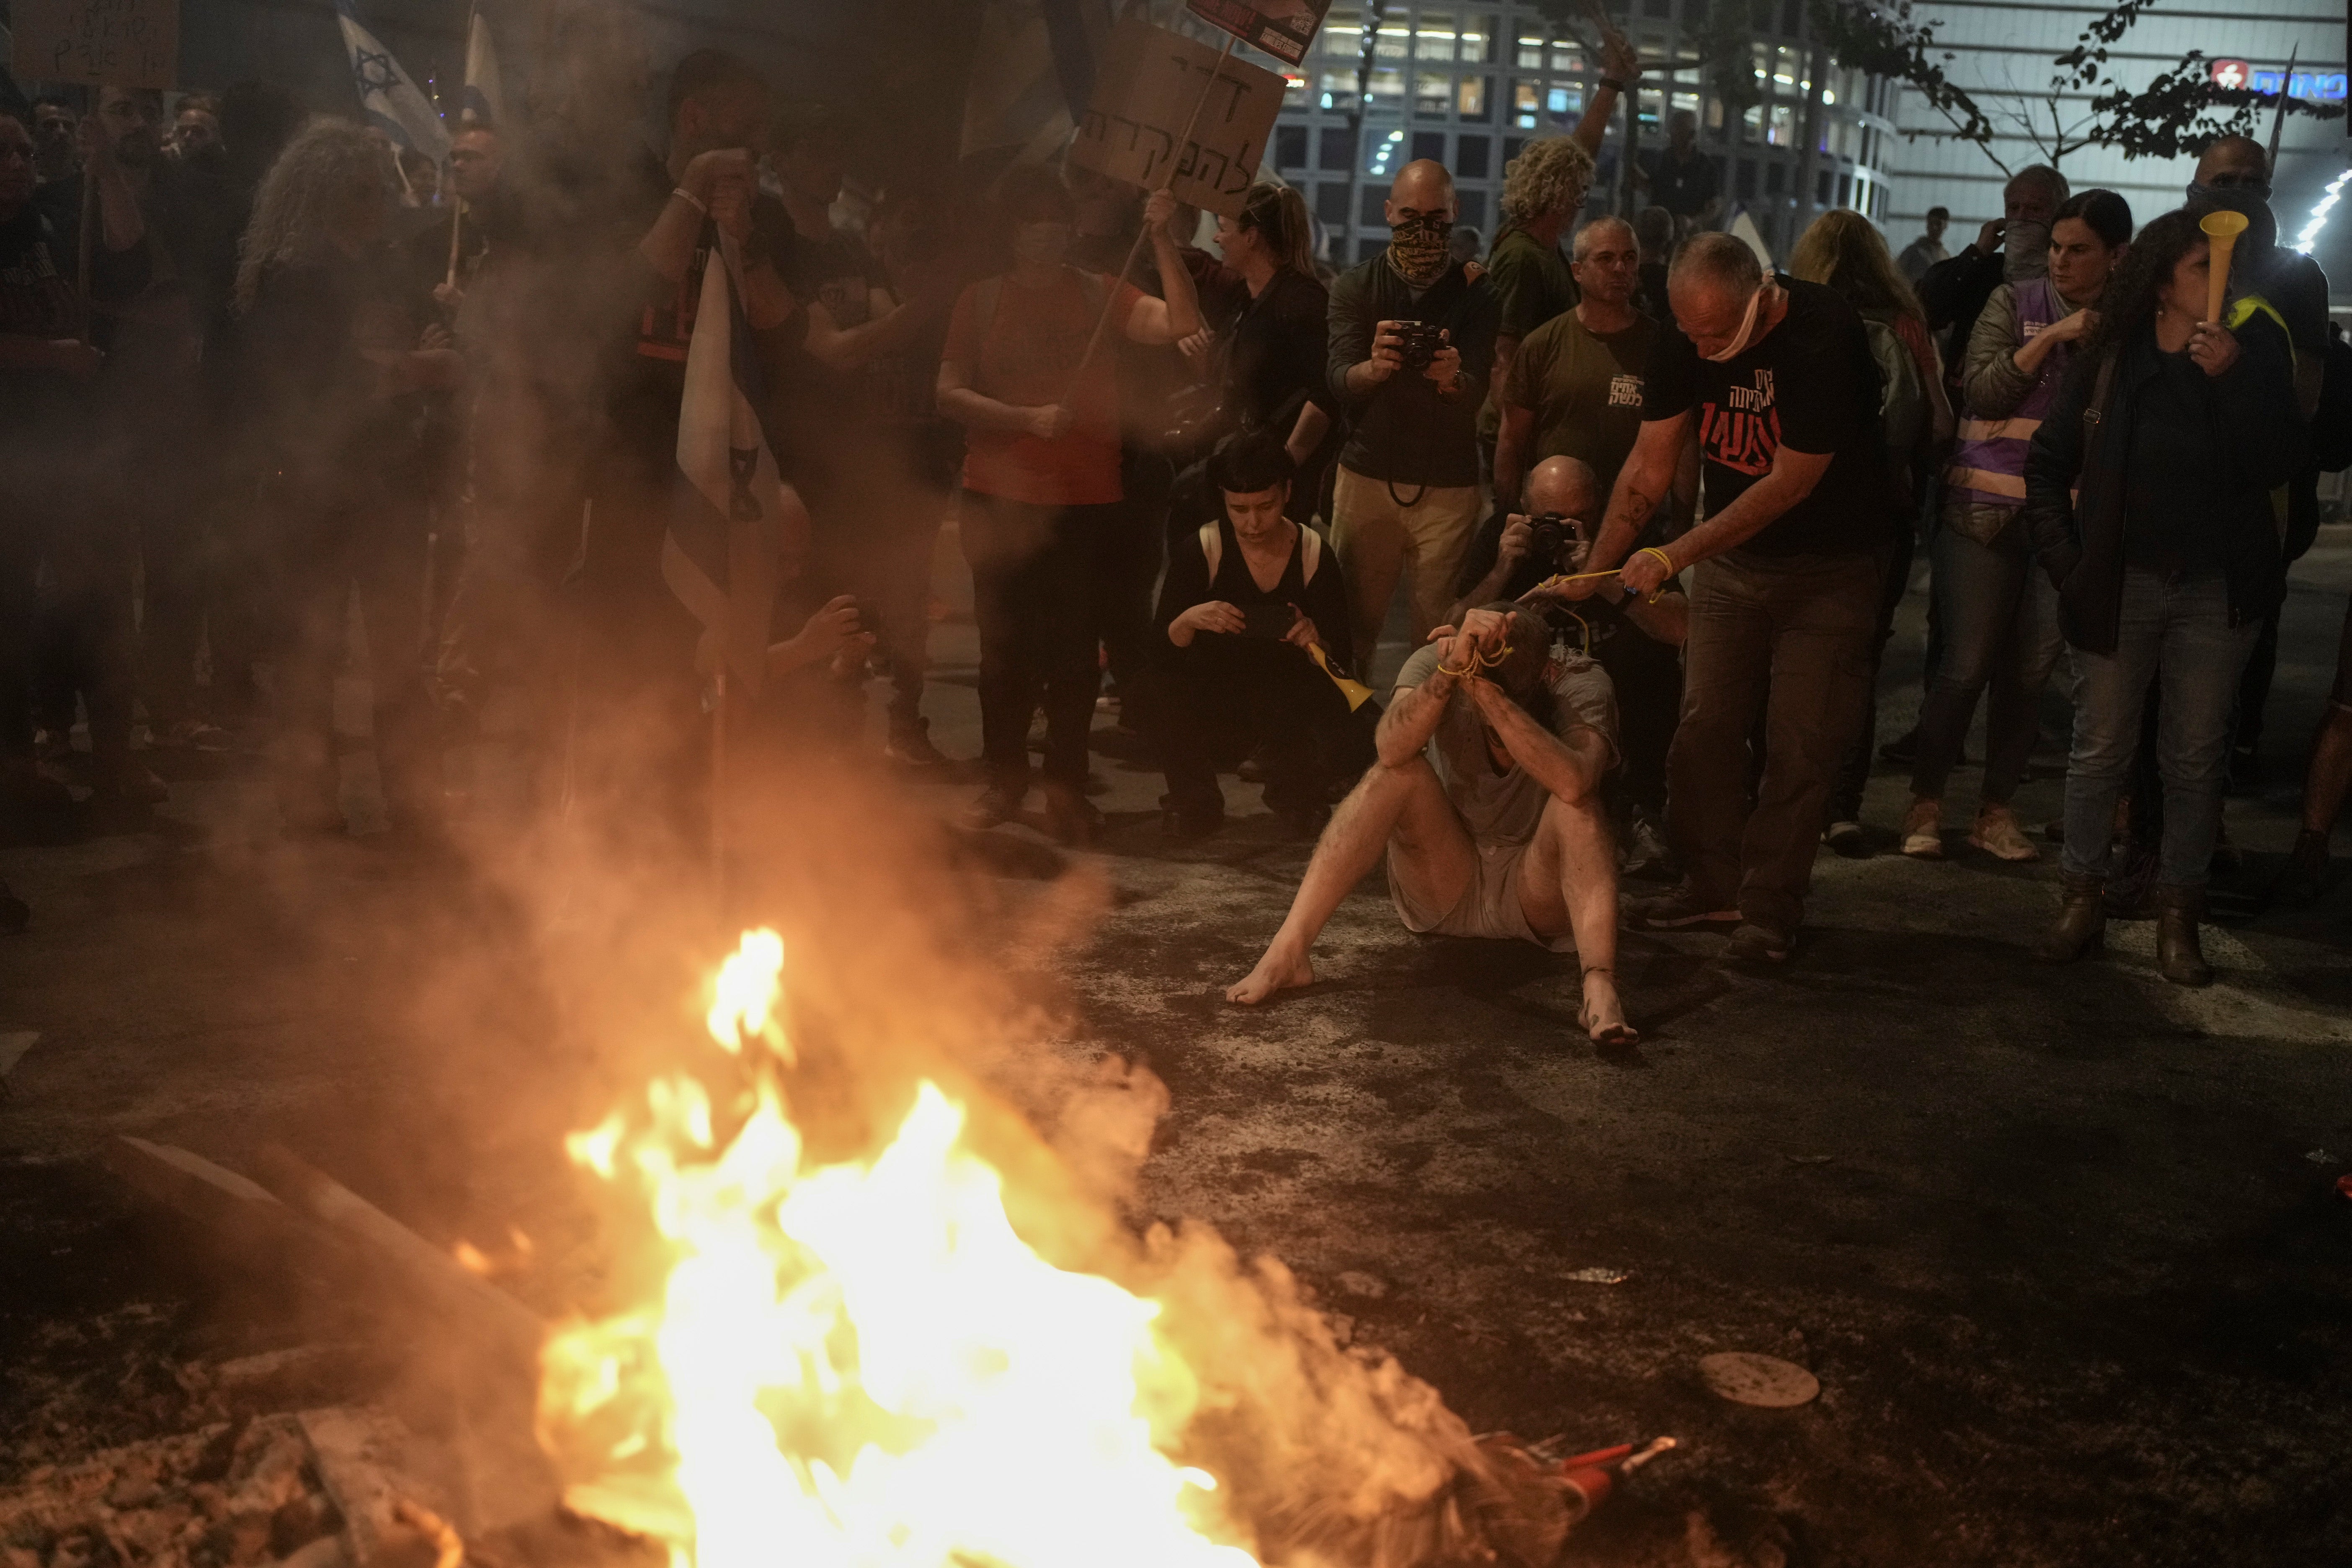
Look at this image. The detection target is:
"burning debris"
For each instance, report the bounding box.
[46,928,1678,1568]
[536,930,1653,1568]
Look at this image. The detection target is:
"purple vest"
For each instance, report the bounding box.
[1945,276,2071,510]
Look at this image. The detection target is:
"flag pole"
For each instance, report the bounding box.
[711,663,729,914]
[2264,44,2298,175]
[1057,30,1238,403]
[446,196,465,289]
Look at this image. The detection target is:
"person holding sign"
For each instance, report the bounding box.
[937,165,1201,846]
[1326,160,1498,686]
[2019,207,2304,985]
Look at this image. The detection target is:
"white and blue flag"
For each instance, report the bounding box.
[461,8,503,127]
[334,0,450,162]
[668,240,782,698]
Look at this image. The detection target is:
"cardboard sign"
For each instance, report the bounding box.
[1186,0,1329,68]
[1070,18,1285,217]
[12,0,178,89]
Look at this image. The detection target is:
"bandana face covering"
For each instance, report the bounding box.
[1701,279,1774,362]
[1387,211,1454,285]
[2003,219,2051,282]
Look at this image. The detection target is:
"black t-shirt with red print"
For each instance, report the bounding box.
[1639,274,1890,559]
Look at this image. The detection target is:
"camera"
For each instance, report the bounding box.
[1528,512,1581,565]
[1393,321,1444,370]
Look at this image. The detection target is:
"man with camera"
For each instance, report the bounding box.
[1451,456,1685,868]
[1225,600,1635,1045]
[1140,432,1374,840]
[1326,160,1498,683]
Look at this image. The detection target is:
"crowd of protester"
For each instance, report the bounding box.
[0,46,2344,1029]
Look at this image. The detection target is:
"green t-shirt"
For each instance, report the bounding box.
[1502,308,1658,503]
[1479,226,1579,438]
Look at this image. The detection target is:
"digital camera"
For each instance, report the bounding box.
[1529,512,1580,564]
[1393,321,1444,369]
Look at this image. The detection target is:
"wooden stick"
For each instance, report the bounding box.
[712,661,728,915]
[1056,30,1238,404]
[445,195,465,290]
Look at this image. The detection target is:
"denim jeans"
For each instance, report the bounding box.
[1670,549,1884,934]
[1910,519,2065,805]
[2061,567,2260,887]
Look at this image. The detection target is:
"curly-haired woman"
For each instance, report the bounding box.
[235,119,462,841]
[2022,206,2306,983]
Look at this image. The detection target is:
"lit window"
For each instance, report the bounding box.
[1513,79,1542,128]
[1366,66,1404,100]
[1415,72,1451,114]
[1375,25,1408,59]
[1415,28,1456,60]
[1768,104,1794,145]
[1458,75,1491,119]
[1517,36,1545,69]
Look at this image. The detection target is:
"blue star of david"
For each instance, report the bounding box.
[353,48,402,97]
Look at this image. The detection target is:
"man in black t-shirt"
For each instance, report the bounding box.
[1563,234,1890,964]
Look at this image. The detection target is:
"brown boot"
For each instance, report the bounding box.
[2154,884,2213,987]
[2033,873,2106,963]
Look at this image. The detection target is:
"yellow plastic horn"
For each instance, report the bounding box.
[2200,208,2250,326]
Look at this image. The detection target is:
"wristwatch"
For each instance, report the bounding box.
[1598,76,1627,93]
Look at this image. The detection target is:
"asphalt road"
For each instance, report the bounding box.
[1,531,2347,1566]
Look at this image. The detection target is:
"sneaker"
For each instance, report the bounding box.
[1722,921,1792,965]
[1967,804,2040,862]
[1626,887,1741,930]
[1900,797,1944,859]
[959,781,1024,831]
[1877,727,1919,766]
[885,720,951,769]
[1822,820,1870,859]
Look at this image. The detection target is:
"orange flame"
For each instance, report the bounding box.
[542,930,1261,1568]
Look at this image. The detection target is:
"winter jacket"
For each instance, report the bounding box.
[2021,312,2306,654]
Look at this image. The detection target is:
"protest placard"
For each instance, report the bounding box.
[12,0,178,90]
[1185,0,1329,67]
[1069,18,1286,217]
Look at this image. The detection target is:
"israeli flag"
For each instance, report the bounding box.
[334,0,451,162]
[462,9,503,128]
[667,239,782,698]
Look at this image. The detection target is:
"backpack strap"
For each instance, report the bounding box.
[1297,523,1323,585]
[1197,519,1222,583]
[2226,292,2293,370]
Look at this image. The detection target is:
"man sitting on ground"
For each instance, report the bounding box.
[1452,456,1685,876]
[1141,431,1375,840]
[1225,603,1634,1042]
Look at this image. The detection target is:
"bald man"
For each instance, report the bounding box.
[1562,234,1890,965]
[1325,159,1499,684]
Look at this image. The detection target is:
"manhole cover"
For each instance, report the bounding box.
[1698,1351,1820,1407]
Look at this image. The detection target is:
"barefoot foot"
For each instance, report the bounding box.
[1225,947,1315,1005]
[1579,970,1638,1044]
